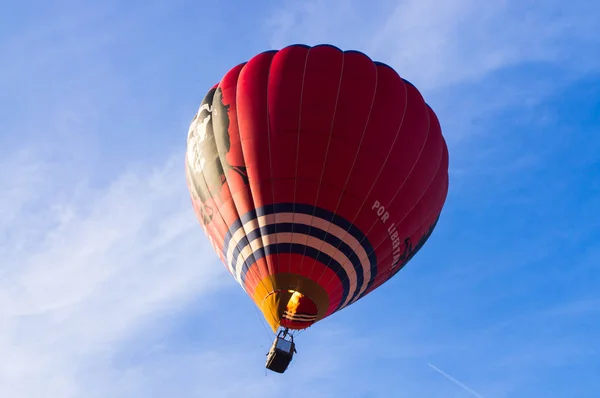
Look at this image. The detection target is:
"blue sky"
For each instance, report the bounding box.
[1,0,599,397]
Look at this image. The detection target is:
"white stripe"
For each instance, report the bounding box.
[283,312,317,321]
[226,212,372,302]
[234,232,358,300]
[233,231,362,309]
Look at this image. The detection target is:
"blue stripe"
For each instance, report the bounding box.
[234,223,365,304]
[223,203,378,300]
[237,242,351,308]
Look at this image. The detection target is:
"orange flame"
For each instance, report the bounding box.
[286,290,303,314]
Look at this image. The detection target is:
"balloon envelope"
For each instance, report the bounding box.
[185,44,449,332]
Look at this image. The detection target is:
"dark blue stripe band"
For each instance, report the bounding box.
[223,203,378,299]
[238,242,350,308]
[233,223,365,303]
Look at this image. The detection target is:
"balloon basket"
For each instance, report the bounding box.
[265,328,296,374]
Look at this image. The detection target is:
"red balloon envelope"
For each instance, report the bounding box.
[185,44,449,332]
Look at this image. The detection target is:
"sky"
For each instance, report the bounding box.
[1,0,599,397]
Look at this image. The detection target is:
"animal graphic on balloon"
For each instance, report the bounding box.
[186,87,248,225]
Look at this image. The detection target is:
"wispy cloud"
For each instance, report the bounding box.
[267,0,599,91]
[0,148,231,396]
[2,1,599,397]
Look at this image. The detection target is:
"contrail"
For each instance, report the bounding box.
[428,363,484,398]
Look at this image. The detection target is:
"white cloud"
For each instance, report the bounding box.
[56,321,378,398]
[2,1,598,396]
[0,149,231,397]
[266,0,600,91]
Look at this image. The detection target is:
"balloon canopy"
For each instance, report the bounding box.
[185,44,449,332]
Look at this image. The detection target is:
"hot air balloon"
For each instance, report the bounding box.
[185,44,449,373]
